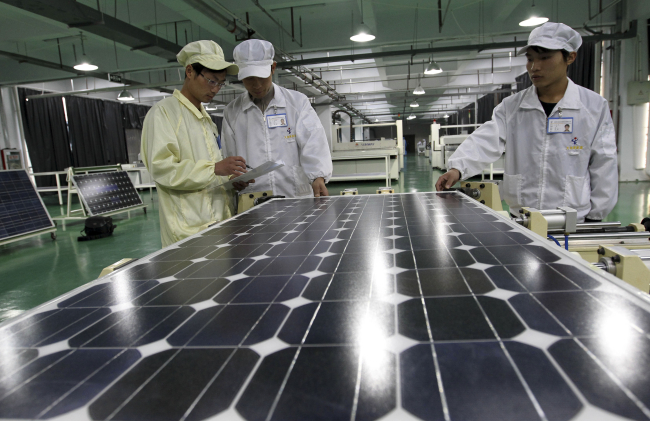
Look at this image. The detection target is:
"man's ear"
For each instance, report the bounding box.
[270,61,277,76]
[185,64,194,78]
[566,51,577,66]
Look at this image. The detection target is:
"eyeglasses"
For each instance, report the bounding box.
[199,72,227,88]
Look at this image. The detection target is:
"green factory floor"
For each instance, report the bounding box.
[1,154,649,324]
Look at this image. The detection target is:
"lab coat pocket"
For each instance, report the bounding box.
[180,191,209,229]
[500,174,523,208]
[563,175,590,210]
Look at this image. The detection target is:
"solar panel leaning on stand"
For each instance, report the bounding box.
[72,171,143,215]
[0,192,649,421]
[0,169,56,244]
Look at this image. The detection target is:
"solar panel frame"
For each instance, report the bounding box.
[71,171,144,216]
[1,192,649,421]
[0,169,55,242]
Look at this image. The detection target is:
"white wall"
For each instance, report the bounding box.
[313,104,333,149]
[0,87,28,168]
[617,3,650,181]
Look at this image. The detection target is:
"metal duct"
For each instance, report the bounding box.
[0,0,183,61]
[279,20,638,68]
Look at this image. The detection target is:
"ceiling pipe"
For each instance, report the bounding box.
[330,89,516,105]
[184,0,370,121]
[0,50,159,94]
[278,20,638,68]
[0,0,183,62]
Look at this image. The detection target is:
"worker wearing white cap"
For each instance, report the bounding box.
[222,39,333,198]
[141,40,252,247]
[436,22,617,222]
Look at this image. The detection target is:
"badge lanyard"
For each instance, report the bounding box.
[266,105,288,129]
[547,109,573,134]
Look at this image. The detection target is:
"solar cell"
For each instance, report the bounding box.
[0,169,55,241]
[0,192,649,421]
[72,171,143,215]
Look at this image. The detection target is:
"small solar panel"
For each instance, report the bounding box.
[72,171,143,215]
[0,192,649,421]
[0,169,55,241]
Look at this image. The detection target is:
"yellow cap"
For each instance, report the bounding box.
[177,40,238,75]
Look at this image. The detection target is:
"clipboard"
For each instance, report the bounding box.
[216,160,285,189]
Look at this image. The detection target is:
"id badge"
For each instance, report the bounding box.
[267,114,288,129]
[547,117,573,134]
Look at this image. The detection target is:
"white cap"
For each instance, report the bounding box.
[233,40,275,80]
[177,40,238,75]
[517,22,582,55]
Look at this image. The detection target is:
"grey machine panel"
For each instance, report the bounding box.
[0,192,649,420]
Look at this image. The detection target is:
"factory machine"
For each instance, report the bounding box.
[330,120,403,184]
[456,181,650,292]
[429,123,504,179]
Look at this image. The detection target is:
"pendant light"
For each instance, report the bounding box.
[407,114,416,120]
[350,0,375,42]
[519,0,548,26]
[424,58,442,75]
[117,90,135,101]
[410,100,419,108]
[413,75,425,95]
[73,34,98,71]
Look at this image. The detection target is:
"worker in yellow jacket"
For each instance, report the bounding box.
[142,40,250,247]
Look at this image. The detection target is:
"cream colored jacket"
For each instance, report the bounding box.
[141,90,232,247]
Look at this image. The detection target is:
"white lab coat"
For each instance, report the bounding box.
[448,78,617,221]
[222,83,333,198]
[141,90,232,247]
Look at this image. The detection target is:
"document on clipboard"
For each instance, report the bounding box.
[216,160,285,189]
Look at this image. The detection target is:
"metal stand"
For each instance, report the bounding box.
[52,165,148,222]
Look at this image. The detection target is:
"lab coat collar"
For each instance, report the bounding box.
[519,78,582,111]
[173,89,211,120]
[241,83,286,112]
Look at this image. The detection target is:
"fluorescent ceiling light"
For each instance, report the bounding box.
[519,16,548,26]
[413,85,425,95]
[74,61,98,71]
[350,22,375,42]
[410,101,419,108]
[117,90,134,101]
[407,114,416,120]
[424,60,442,75]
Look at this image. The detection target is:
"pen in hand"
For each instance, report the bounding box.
[245,164,253,169]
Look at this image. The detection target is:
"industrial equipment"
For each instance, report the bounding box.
[454,183,650,291]
[340,188,358,195]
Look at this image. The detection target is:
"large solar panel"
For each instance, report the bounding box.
[0,169,55,241]
[72,171,143,215]
[0,192,649,421]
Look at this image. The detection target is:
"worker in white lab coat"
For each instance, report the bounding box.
[141,40,251,247]
[222,39,333,198]
[436,22,617,222]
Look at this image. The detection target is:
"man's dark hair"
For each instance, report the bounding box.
[530,46,571,62]
[185,62,227,79]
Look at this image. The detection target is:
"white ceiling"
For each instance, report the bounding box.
[0,0,618,121]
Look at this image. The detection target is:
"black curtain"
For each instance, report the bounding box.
[122,103,150,129]
[66,96,128,167]
[516,73,532,92]
[567,41,596,91]
[18,88,71,187]
[477,84,512,124]
[516,41,597,92]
